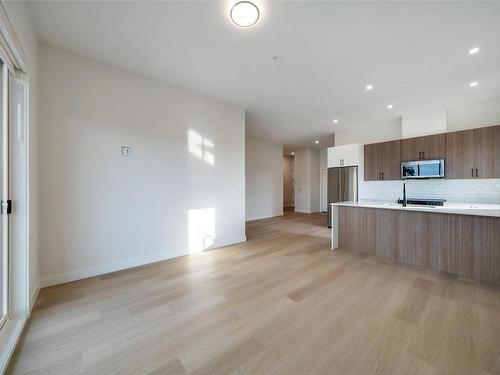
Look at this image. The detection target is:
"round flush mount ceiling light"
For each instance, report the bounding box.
[468,47,480,55]
[387,104,393,109]
[365,84,374,91]
[470,81,478,87]
[291,152,295,155]
[315,140,320,144]
[230,1,260,28]
[333,119,339,124]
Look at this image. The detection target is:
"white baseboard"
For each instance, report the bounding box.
[294,208,312,214]
[39,235,247,288]
[246,211,284,221]
[29,281,40,314]
[0,316,28,374]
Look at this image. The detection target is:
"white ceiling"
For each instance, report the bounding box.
[27,1,500,151]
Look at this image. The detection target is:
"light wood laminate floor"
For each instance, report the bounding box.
[8,211,500,374]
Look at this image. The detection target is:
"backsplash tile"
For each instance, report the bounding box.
[359,179,500,204]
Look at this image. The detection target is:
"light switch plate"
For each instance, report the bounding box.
[121,146,131,157]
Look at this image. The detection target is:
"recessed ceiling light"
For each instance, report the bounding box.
[365,84,374,91]
[333,119,339,123]
[315,140,319,144]
[387,104,393,109]
[230,1,260,28]
[468,47,480,55]
[470,81,478,87]
[291,152,295,155]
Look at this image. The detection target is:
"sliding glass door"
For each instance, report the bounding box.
[0,60,9,329]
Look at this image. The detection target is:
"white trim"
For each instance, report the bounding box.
[294,208,312,214]
[246,211,284,221]
[0,2,28,72]
[28,280,38,314]
[39,235,247,288]
[0,315,26,374]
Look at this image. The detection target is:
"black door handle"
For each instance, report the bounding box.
[471,168,474,178]
[476,168,478,178]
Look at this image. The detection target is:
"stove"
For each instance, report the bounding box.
[397,198,446,206]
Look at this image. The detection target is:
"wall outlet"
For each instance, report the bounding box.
[121,146,131,157]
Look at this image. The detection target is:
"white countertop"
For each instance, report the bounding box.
[330,200,500,218]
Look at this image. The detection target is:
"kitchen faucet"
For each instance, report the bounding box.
[402,182,407,207]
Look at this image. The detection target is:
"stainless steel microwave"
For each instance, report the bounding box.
[401,159,445,179]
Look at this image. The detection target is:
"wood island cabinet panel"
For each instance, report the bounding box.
[375,209,406,261]
[405,211,431,268]
[401,137,422,162]
[339,207,495,283]
[422,133,446,160]
[406,211,480,279]
[445,129,475,179]
[479,216,500,284]
[429,213,480,279]
[339,207,375,255]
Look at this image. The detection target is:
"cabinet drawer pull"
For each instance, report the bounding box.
[422,151,425,159]
[476,168,478,178]
[471,168,474,177]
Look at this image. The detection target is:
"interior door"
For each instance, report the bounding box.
[320,168,328,212]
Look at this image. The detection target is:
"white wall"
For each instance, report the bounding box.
[447,97,500,132]
[245,137,283,220]
[402,108,447,138]
[2,1,39,306]
[334,118,402,146]
[294,148,320,213]
[39,43,246,286]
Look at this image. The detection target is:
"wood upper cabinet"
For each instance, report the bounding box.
[364,140,401,181]
[364,143,380,181]
[474,126,500,178]
[422,133,446,160]
[401,134,445,161]
[401,137,422,161]
[446,125,500,179]
[445,129,475,179]
[365,124,499,180]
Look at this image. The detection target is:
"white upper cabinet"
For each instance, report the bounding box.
[327,143,363,168]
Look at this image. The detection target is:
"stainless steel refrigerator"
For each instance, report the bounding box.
[327,166,358,227]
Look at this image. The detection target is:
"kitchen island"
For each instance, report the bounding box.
[331,200,500,284]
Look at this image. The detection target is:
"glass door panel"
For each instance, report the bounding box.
[0,61,8,329]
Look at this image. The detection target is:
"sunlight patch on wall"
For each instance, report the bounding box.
[188,129,215,165]
[188,207,215,254]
